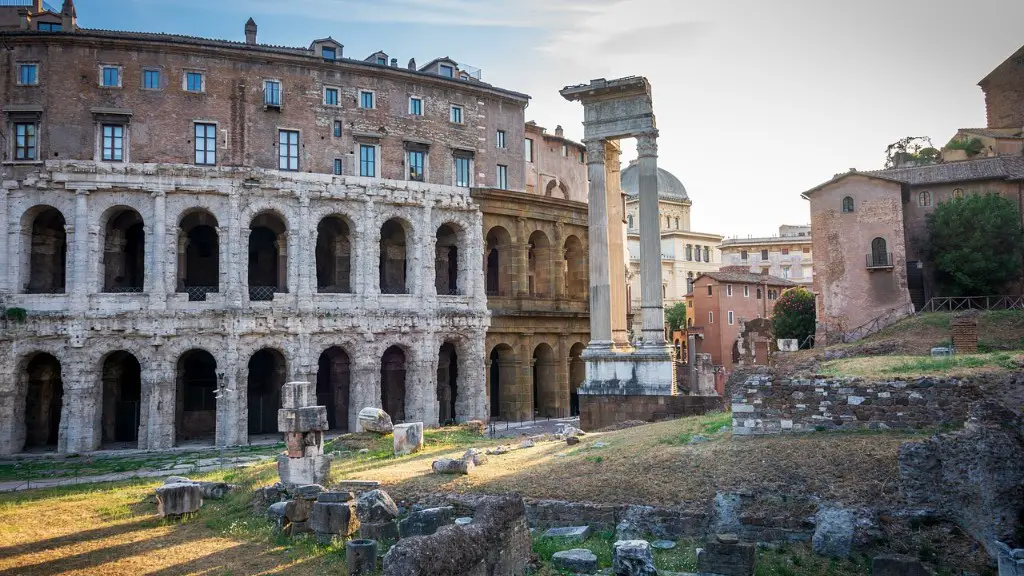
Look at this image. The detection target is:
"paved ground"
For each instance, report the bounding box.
[486,416,580,438]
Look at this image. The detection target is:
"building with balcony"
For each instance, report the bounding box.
[0,5,582,454]
[719,225,813,285]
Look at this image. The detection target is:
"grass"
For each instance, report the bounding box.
[821,352,1023,378]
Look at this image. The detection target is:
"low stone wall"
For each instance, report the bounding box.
[579,394,725,431]
[732,374,981,435]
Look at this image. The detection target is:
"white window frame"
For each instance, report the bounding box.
[709,311,714,324]
[16,62,39,86]
[405,148,427,182]
[743,285,749,297]
[278,128,300,171]
[10,120,40,162]
[496,164,508,190]
[99,64,123,88]
[728,310,734,325]
[726,284,733,297]
[323,85,341,107]
[183,70,206,93]
[453,155,474,188]
[408,96,423,116]
[193,121,218,166]
[359,90,376,110]
[450,104,464,124]
[496,130,506,149]
[357,142,380,178]
[525,138,534,162]
[95,122,129,163]
[263,79,282,107]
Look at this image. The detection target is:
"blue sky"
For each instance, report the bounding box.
[74,0,1024,237]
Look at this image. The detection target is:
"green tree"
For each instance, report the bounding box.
[927,192,1024,296]
[772,287,816,348]
[665,302,688,332]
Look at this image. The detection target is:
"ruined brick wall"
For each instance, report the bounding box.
[732,374,981,435]
[951,312,979,353]
[579,394,724,431]
[981,48,1024,129]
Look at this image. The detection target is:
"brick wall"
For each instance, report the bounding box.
[732,374,981,435]
[579,394,724,431]
[981,48,1024,129]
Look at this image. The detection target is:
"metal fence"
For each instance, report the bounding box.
[922,295,1024,312]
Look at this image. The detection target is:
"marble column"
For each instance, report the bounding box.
[605,141,630,347]
[637,131,666,347]
[584,139,613,347]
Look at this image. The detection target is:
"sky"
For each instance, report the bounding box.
[73,0,1024,237]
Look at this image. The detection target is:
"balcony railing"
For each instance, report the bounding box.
[866,252,894,269]
[183,286,218,302]
[249,286,276,301]
[105,286,144,294]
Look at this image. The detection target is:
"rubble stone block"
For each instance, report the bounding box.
[393,422,424,456]
[360,520,399,541]
[309,501,360,537]
[812,507,855,559]
[285,496,316,523]
[872,554,936,576]
[552,548,598,574]
[155,482,203,518]
[399,506,455,538]
[288,520,313,537]
[432,457,473,475]
[281,381,317,409]
[356,489,400,523]
[462,448,487,466]
[543,525,591,543]
[612,540,657,576]
[318,491,354,503]
[697,533,756,576]
[277,406,329,433]
[284,431,324,458]
[347,539,379,575]
[267,501,289,529]
[358,407,394,434]
[277,454,332,486]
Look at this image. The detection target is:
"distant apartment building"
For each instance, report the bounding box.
[523,122,587,203]
[719,225,813,285]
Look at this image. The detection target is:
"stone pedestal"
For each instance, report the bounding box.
[277,381,331,486]
[696,533,755,576]
[579,346,675,397]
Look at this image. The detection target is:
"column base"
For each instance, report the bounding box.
[579,346,675,396]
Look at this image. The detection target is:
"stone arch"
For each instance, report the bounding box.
[436,341,459,424]
[381,345,408,422]
[528,230,553,297]
[545,180,557,197]
[100,350,142,446]
[249,211,288,300]
[316,214,352,293]
[485,225,512,296]
[178,209,220,301]
[563,234,586,299]
[435,223,461,295]
[558,181,569,199]
[21,352,64,451]
[175,348,217,445]
[488,343,516,420]
[22,205,67,294]
[248,348,287,436]
[532,343,557,417]
[100,206,145,293]
[317,346,352,432]
[569,342,586,417]
[380,217,410,294]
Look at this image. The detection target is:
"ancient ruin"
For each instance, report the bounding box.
[276,381,331,486]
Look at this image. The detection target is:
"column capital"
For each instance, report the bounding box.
[636,130,659,158]
[584,139,606,164]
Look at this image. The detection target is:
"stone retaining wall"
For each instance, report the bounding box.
[732,375,981,435]
[579,394,724,431]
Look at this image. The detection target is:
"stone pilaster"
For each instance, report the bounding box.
[226,190,242,307]
[149,189,167,310]
[636,131,666,347]
[517,333,533,419]
[297,194,313,311]
[515,216,528,297]
[557,334,569,417]
[583,140,613,347]
[140,353,174,450]
[462,331,487,421]
[0,188,8,294]
[350,358,379,431]
[70,189,90,312]
[554,220,566,299]
[218,341,242,447]
[59,354,100,453]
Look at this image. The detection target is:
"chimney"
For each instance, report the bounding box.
[245,17,257,45]
[60,0,76,30]
[390,58,398,67]
[555,125,564,137]
[407,58,416,70]
[18,8,30,30]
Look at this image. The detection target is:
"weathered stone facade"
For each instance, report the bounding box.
[578,393,723,431]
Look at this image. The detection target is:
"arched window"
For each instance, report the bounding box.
[918,191,931,207]
[627,214,634,229]
[675,217,679,229]
[703,246,710,262]
[870,237,888,267]
[841,196,855,213]
[952,188,964,200]
[686,271,694,293]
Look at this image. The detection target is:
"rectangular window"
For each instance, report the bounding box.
[194,123,216,165]
[278,129,299,171]
[38,22,61,31]
[407,150,425,181]
[578,150,585,163]
[561,144,568,157]
[740,250,748,261]
[709,311,714,324]
[322,47,336,61]
[409,97,423,116]
[496,130,506,149]
[761,249,769,261]
[439,64,454,77]
[333,120,342,138]
[334,158,343,175]
[377,56,387,65]
[101,66,120,87]
[143,69,160,90]
[525,138,534,162]
[781,248,790,255]
[18,64,38,85]
[359,91,374,109]
[743,285,749,297]
[359,144,376,177]
[450,105,463,124]
[14,123,36,160]
[782,267,790,279]
[707,285,713,296]
[454,156,471,187]
[728,311,734,325]
[324,87,339,106]
[726,284,733,297]
[264,80,281,106]
[102,124,124,161]
[803,247,811,254]
[186,71,204,92]
[496,164,508,190]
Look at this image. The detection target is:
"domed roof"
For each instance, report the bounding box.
[620,162,689,201]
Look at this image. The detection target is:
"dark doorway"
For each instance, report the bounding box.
[381,346,406,422]
[532,343,557,417]
[176,349,217,443]
[249,212,287,301]
[435,225,459,295]
[179,210,219,301]
[103,209,145,293]
[317,347,351,431]
[23,353,63,450]
[316,216,352,293]
[101,351,142,444]
[248,349,286,435]
[907,261,925,311]
[380,219,408,294]
[26,207,67,294]
[437,342,458,424]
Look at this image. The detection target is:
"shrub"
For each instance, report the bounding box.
[772,288,816,347]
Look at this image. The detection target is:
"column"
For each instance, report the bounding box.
[556,334,569,418]
[297,196,313,310]
[70,189,90,311]
[515,216,528,297]
[59,353,100,453]
[554,221,566,299]
[517,334,532,420]
[636,131,666,347]
[583,139,613,346]
[226,191,242,307]
[349,355,380,432]
[605,141,630,346]
[176,234,188,291]
[0,188,8,294]
[140,352,175,450]
[150,189,167,309]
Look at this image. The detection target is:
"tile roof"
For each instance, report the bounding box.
[867,155,1024,185]
[697,271,798,287]
[957,127,1024,139]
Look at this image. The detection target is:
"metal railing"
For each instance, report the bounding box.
[380,285,409,295]
[922,295,1024,312]
[866,252,894,269]
[183,286,218,302]
[248,286,276,301]
[104,286,144,294]
[839,305,913,343]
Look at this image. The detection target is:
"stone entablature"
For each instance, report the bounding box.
[731,375,980,435]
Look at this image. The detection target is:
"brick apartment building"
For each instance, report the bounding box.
[689,267,796,371]
[805,42,1024,344]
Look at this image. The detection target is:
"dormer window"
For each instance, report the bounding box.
[439,64,454,78]
[322,47,336,61]
[377,56,387,65]
[460,72,469,81]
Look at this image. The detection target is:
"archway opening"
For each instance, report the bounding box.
[179,210,220,301]
[532,343,557,417]
[435,224,459,295]
[176,349,217,444]
[545,180,557,197]
[26,207,67,294]
[248,349,286,436]
[485,226,511,296]
[437,342,458,425]
[528,230,552,297]
[380,219,408,294]
[569,342,586,417]
[102,208,145,293]
[489,344,516,420]
[249,212,287,301]
[101,351,141,445]
[316,216,352,293]
[564,235,586,299]
[317,346,351,431]
[381,346,407,422]
[23,353,63,451]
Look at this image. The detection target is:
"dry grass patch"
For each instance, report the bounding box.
[822,352,1023,378]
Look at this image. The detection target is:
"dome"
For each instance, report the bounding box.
[620,162,689,201]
